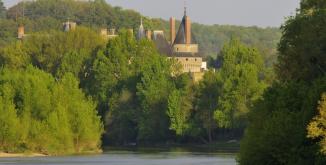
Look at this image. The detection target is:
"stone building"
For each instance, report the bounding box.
[100,28,118,40]
[63,20,76,32]
[166,7,207,81]
[169,7,206,74]
[136,7,207,81]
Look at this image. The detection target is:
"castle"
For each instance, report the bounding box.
[136,7,207,81]
[16,5,206,81]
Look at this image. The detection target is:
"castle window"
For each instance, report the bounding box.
[186,58,188,61]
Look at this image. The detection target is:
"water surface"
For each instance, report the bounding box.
[0,151,236,165]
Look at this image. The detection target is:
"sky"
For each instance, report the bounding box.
[3,0,301,27]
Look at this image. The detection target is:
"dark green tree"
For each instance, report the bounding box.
[239,0,326,164]
[194,70,221,143]
[0,0,5,19]
[277,0,326,82]
[215,38,266,129]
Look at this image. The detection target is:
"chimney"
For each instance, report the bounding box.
[18,26,25,39]
[145,30,152,40]
[109,28,116,35]
[70,22,76,31]
[185,16,191,44]
[170,17,175,44]
[100,28,108,36]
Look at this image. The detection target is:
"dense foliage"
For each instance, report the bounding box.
[0,23,268,150]
[0,27,105,76]
[0,0,5,19]
[1,0,280,66]
[239,0,326,164]
[308,93,326,154]
[0,0,320,162]
[0,66,103,155]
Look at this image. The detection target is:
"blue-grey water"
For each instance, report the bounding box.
[0,151,236,165]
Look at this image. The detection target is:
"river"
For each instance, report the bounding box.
[0,151,236,165]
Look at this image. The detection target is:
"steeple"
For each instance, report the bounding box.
[184,0,187,16]
[140,17,143,29]
[137,17,145,40]
[173,3,192,45]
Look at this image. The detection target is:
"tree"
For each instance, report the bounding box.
[0,66,103,154]
[0,85,20,152]
[167,89,191,136]
[195,70,221,143]
[215,38,266,129]
[239,1,326,163]
[0,0,5,19]
[239,79,326,165]
[308,93,326,154]
[136,53,174,142]
[0,19,16,48]
[54,73,103,152]
[277,0,326,82]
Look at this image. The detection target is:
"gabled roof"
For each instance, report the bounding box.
[153,33,172,56]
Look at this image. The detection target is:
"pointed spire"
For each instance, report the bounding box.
[141,17,143,26]
[184,0,187,16]
[137,17,145,40]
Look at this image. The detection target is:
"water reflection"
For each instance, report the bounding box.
[0,151,236,165]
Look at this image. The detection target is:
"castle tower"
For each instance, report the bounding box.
[172,5,198,54]
[168,4,206,81]
[184,7,191,45]
[170,17,176,44]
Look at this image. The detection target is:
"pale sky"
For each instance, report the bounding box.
[3,0,300,27]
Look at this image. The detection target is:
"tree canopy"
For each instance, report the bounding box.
[239,0,326,164]
[0,66,103,154]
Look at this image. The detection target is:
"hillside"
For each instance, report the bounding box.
[1,0,281,66]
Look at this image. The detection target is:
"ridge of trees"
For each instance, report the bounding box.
[1,0,280,67]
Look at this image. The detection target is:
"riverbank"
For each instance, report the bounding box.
[104,140,240,154]
[0,149,102,158]
[0,152,47,158]
[0,141,239,158]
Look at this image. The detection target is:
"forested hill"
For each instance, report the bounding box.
[2,0,281,65]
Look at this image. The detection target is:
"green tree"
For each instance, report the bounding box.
[0,66,103,154]
[0,19,16,47]
[136,53,174,142]
[0,85,20,152]
[239,1,326,163]
[167,89,192,136]
[0,27,105,77]
[54,73,103,152]
[239,79,326,165]
[0,0,5,19]
[215,38,266,129]
[277,0,326,82]
[195,70,221,142]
